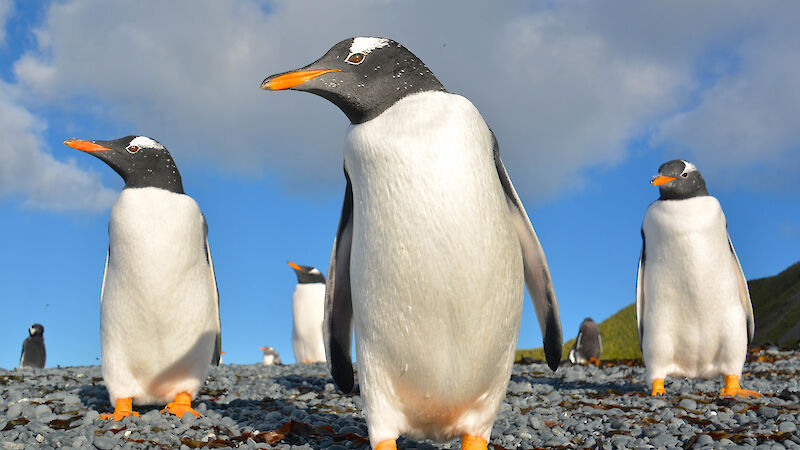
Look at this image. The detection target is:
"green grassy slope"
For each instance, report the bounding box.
[516,261,800,361]
[749,261,800,347]
[516,303,642,362]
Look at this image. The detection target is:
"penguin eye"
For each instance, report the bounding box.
[681,172,688,178]
[126,145,140,154]
[346,53,366,65]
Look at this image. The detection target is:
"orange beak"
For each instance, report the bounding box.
[259,347,266,351]
[651,175,676,186]
[63,139,112,152]
[261,69,341,91]
[287,261,302,271]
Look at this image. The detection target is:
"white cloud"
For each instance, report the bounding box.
[0,81,116,211]
[8,0,800,204]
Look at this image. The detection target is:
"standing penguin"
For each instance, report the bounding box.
[568,318,602,364]
[287,261,327,363]
[260,346,282,365]
[64,136,222,420]
[20,324,46,369]
[262,37,562,450]
[637,159,758,397]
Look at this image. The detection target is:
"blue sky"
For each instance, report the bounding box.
[1,1,798,368]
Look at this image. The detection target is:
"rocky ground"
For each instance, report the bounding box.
[1,347,798,449]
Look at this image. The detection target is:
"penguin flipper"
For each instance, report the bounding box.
[727,233,754,343]
[636,230,646,350]
[492,134,562,371]
[204,217,222,366]
[575,329,584,353]
[100,247,109,304]
[324,170,355,392]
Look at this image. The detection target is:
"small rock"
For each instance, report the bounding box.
[695,434,714,446]
[779,421,797,433]
[93,436,117,450]
[759,406,779,419]
[679,398,697,410]
[181,412,197,424]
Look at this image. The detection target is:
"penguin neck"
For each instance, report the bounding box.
[119,155,185,194]
[658,187,709,201]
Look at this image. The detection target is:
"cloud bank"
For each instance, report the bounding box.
[3,0,798,209]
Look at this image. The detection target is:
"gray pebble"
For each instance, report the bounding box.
[760,406,779,419]
[92,436,116,450]
[679,398,697,410]
[779,421,797,433]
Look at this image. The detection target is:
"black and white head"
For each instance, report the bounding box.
[29,324,44,337]
[261,37,446,124]
[651,160,709,200]
[287,261,325,284]
[64,135,184,194]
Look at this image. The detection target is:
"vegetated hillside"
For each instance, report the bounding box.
[516,303,642,362]
[516,261,800,361]
[749,261,800,347]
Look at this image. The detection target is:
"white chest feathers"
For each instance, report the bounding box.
[641,196,748,379]
[291,282,326,363]
[342,92,525,443]
[101,187,218,404]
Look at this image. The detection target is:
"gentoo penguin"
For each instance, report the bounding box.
[20,324,46,369]
[287,261,327,363]
[260,346,282,365]
[568,318,602,364]
[636,159,758,397]
[262,37,562,450]
[64,136,222,420]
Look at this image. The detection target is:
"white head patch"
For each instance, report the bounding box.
[128,136,164,150]
[349,37,390,56]
[680,160,698,176]
[310,268,321,275]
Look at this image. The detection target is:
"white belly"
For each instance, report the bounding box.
[345,92,523,442]
[291,282,326,363]
[101,187,217,404]
[642,196,748,380]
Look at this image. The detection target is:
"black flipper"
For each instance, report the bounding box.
[492,132,563,371]
[323,169,355,392]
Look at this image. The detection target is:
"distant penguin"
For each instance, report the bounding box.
[64,136,222,420]
[568,318,602,364]
[637,159,758,397]
[20,324,46,369]
[287,261,327,363]
[260,346,282,365]
[262,37,562,450]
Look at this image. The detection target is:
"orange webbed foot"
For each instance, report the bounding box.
[720,375,761,397]
[99,397,140,421]
[161,392,201,417]
[375,439,397,450]
[651,378,666,396]
[462,434,488,450]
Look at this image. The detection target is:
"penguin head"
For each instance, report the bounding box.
[579,318,598,332]
[651,159,709,200]
[64,135,184,194]
[287,261,326,284]
[260,346,277,354]
[29,324,44,337]
[262,37,446,124]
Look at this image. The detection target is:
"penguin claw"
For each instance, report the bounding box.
[375,439,397,450]
[720,375,760,398]
[462,434,488,450]
[160,392,201,418]
[720,387,761,397]
[99,397,140,421]
[650,378,666,396]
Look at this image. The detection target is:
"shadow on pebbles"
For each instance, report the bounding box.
[1,347,798,449]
